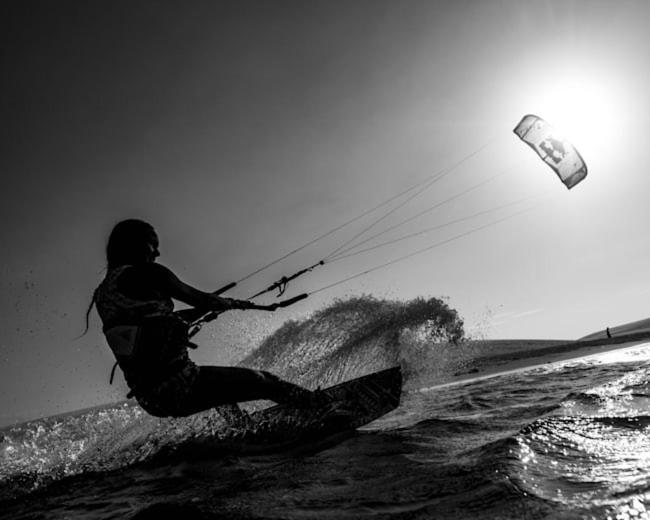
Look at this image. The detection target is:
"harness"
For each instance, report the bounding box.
[94,266,195,400]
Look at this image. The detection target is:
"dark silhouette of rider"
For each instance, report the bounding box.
[89,219,319,419]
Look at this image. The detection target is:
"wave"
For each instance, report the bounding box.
[507,413,650,509]
[239,294,464,388]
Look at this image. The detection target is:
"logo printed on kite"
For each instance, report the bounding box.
[539,137,566,164]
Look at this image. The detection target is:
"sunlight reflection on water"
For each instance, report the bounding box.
[511,342,650,517]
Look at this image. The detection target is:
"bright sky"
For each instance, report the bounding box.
[3,0,650,426]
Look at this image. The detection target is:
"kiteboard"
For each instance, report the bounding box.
[174,366,402,458]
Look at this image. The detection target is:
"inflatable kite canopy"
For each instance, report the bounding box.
[513,114,588,189]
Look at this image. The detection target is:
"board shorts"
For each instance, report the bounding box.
[135,361,201,417]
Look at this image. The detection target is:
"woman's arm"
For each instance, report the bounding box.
[152,264,253,312]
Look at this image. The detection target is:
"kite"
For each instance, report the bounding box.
[513,114,587,189]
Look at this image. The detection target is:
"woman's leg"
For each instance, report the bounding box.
[181,366,316,415]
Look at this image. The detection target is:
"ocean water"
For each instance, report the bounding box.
[3,297,650,519]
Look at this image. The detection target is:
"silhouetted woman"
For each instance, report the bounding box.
[90,219,317,418]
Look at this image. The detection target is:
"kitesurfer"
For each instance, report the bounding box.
[89,218,322,419]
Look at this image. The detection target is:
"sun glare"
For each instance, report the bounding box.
[533,74,623,160]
